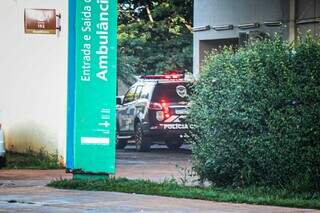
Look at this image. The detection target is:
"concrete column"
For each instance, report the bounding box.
[289,0,296,42]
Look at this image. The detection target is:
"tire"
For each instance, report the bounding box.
[116,129,128,149]
[116,138,128,149]
[135,122,151,152]
[165,138,183,150]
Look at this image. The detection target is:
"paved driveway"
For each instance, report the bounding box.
[1,185,318,213]
[116,144,192,182]
[0,144,192,182]
[0,145,319,213]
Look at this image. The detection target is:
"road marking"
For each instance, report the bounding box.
[81,137,110,145]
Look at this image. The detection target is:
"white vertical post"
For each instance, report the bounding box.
[289,0,296,43]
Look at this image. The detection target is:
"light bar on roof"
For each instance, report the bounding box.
[141,73,184,80]
[141,75,166,79]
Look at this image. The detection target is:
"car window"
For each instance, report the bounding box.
[123,86,136,104]
[151,82,191,102]
[140,84,153,99]
[135,86,143,100]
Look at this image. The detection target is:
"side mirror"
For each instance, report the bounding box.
[116,96,124,105]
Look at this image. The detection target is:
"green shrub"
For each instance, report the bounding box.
[188,36,320,191]
[6,147,63,169]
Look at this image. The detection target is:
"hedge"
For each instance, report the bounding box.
[188,36,320,191]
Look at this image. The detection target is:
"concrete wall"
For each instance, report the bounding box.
[193,0,320,76]
[296,0,320,37]
[199,38,238,70]
[0,0,68,160]
[193,0,290,76]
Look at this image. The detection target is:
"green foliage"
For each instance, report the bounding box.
[118,0,193,76]
[49,178,320,209]
[188,36,320,190]
[6,147,63,169]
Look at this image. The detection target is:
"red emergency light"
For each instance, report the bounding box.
[141,70,184,80]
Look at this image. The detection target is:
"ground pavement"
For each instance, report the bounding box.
[0,145,319,213]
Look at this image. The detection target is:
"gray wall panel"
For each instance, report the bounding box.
[193,0,319,75]
[193,0,290,76]
[195,0,289,28]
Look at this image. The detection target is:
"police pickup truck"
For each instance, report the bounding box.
[116,72,192,152]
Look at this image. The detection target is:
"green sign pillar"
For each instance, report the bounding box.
[67,0,117,179]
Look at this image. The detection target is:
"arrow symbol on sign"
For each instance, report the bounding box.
[99,121,110,128]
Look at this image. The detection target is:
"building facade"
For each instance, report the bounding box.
[0,0,68,160]
[193,0,320,76]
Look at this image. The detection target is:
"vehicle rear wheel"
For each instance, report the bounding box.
[135,122,151,152]
[165,138,183,150]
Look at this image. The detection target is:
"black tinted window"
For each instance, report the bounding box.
[151,83,191,102]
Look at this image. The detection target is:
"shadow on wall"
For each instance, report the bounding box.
[4,121,57,155]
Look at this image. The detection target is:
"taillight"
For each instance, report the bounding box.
[160,100,170,119]
[148,102,162,110]
[150,100,171,121]
[160,101,169,113]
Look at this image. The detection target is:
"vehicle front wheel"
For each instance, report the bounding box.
[116,128,128,149]
[165,138,183,150]
[135,122,151,152]
[116,138,128,149]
